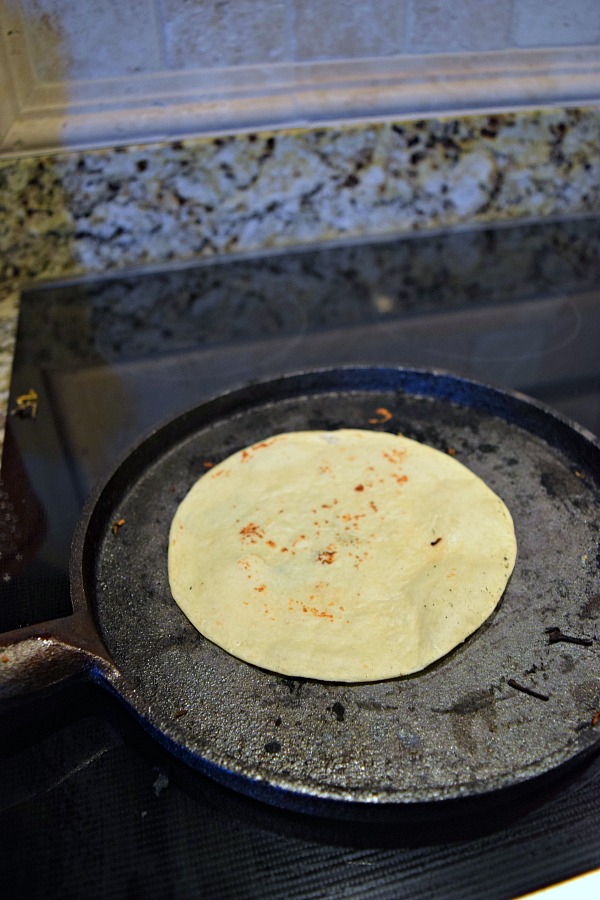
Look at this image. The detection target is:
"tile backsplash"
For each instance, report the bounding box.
[2,1,600,155]
[15,0,600,76]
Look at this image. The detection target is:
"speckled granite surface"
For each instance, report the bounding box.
[1,105,600,449]
[3,107,600,284]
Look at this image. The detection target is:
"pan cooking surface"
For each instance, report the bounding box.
[81,369,600,812]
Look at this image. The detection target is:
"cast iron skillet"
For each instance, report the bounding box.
[1,367,599,820]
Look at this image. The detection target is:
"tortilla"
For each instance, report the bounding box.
[168,429,516,682]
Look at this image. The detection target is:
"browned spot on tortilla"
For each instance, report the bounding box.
[318,545,337,564]
[302,604,334,621]
[240,522,264,542]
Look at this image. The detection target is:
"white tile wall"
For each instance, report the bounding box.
[2,0,600,154]
[162,0,291,68]
[293,0,406,61]
[512,0,600,47]
[406,0,512,53]
[21,0,163,79]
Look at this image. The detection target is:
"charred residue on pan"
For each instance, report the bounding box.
[476,442,499,455]
[579,593,600,620]
[434,686,497,716]
[571,679,600,712]
[540,459,595,503]
[282,676,306,696]
[546,626,593,647]
[396,421,449,452]
[431,686,500,753]
[507,679,550,702]
[540,470,570,500]
[355,698,400,713]
[263,676,313,717]
[331,701,345,722]
[556,653,576,675]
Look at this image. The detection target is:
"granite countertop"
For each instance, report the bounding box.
[2,104,600,452]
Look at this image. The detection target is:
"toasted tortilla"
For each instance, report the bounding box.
[168,429,516,681]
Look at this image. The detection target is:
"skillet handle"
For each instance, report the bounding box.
[0,610,114,703]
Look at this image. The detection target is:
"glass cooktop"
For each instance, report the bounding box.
[1,216,600,899]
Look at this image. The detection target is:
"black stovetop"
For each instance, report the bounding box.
[1,217,600,899]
